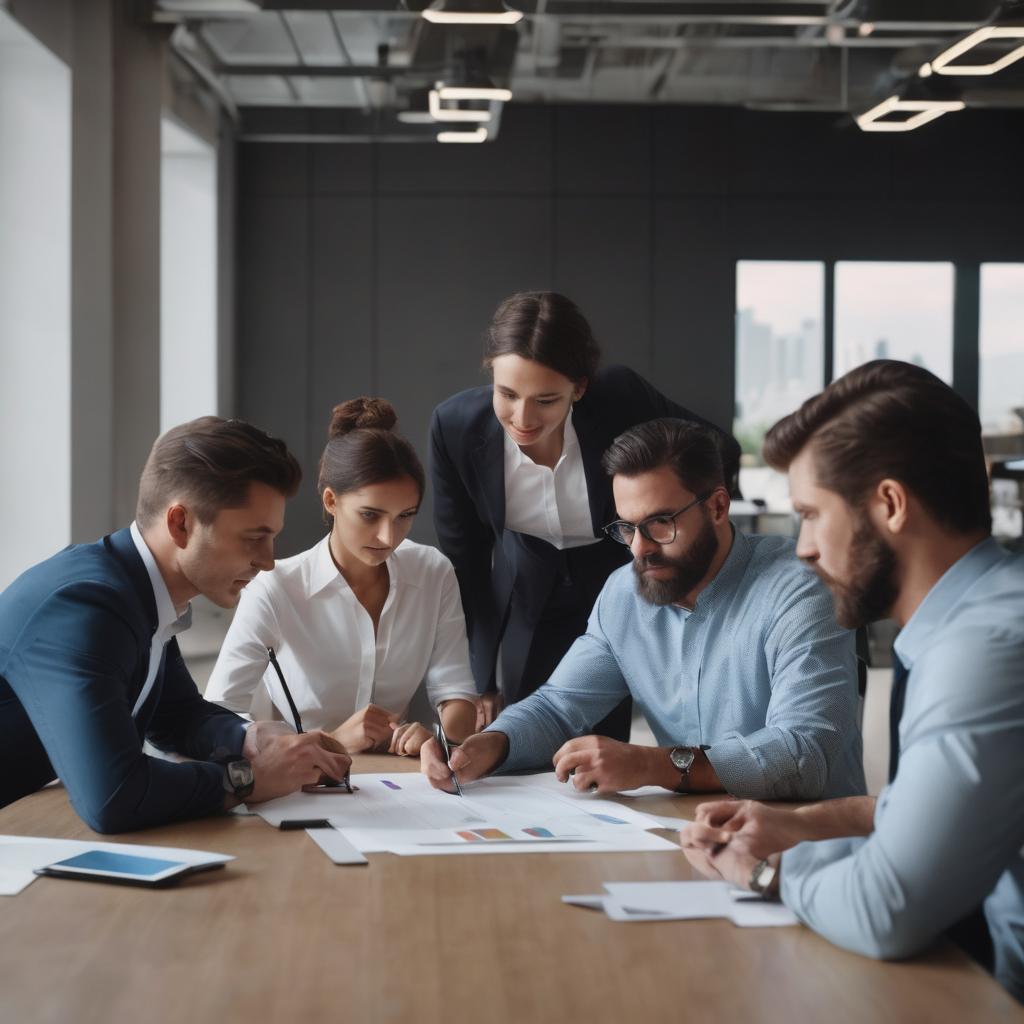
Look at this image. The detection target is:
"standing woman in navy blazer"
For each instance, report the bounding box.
[429,292,741,738]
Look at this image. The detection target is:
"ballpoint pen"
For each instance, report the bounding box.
[267,646,353,793]
[433,720,463,797]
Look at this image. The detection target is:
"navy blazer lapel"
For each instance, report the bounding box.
[105,528,159,636]
[471,419,506,536]
[571,399,616,535]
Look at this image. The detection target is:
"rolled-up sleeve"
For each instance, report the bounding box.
[707,572,863,800]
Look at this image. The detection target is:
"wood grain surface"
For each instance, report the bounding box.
[1,755,1020,1024]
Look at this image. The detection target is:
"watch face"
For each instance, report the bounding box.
[228,760,254,789]
[670,747,695,772]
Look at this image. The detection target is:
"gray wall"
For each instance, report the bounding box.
[236,104,1024,557]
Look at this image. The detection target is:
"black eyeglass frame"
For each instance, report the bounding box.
[603,490,716,547]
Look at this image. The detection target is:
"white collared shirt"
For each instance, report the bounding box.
[502,410,600,550]
[205,537,477,731]
[128,521,193,719]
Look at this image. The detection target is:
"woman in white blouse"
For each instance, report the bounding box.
[206,398,478,755]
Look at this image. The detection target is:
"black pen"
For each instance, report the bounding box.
[433,721,463,797]
[267,646,352,793]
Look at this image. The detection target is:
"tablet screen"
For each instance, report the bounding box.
[48,850,189,881]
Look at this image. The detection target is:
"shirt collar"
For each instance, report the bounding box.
[306,533,410,599]
[686,525,751,615]
[129,521,192,637]
[894,536,1006,670]
[503,408,578,469]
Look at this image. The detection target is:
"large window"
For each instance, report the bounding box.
[0,12,71,589]
[979,263,1024,436]
[734,261,824,459]
[833,262,954,384]
[160,116,218,431]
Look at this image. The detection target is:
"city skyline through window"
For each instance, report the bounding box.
[833,261,954,384]
[979,263,1024,436]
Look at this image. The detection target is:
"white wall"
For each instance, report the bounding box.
[0,12,71,588]
[160,117,218,431]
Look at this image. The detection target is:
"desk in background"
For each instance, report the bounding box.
[1,755,1019,1024]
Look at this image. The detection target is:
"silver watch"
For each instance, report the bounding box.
[749,858,779,898]
[669,745,708,793]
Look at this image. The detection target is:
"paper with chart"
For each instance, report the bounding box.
[562,880,799,927]
[0,835,233,895]
[251,773,678,855]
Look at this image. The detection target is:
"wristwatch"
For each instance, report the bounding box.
[219,756,255,801]
[749,858,779,899]
[668,745,710,794]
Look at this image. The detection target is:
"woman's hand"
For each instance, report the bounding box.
[332,704,398,753]
[475,690,503,730]
[389,721,432,757]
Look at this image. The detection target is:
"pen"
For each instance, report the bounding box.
[433,721,463,797]
[267,646,353,793]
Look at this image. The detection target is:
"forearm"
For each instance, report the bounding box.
[792,796,876,842]
[438,699,476,743]
[644,747,724,793]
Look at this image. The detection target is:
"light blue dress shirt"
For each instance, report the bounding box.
[487,529,865,800]
[781,539,1024,1003]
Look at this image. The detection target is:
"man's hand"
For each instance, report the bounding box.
[475,691,503,731]
[688,800,807,860]
[420,731,509,792]
[679,823,776,892]
[246,730,352,804]
[332,704,399,754]
[389,722,431,757]
[242,720,296,759]
[553,736,671,794]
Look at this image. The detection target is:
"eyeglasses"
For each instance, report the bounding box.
[603,491,713,546]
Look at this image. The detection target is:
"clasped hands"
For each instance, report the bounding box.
[331,704,430,756]
[679,799,800,891]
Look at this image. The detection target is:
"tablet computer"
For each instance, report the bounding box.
[34,850,226,888]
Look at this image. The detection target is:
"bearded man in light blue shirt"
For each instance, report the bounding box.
[422,419,865,801]
[681,359,1024,1005]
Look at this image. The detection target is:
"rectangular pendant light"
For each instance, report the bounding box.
[428,89,492,123]
[931,26,1024,76]
[437,85,513,102]
[437,127,489,143]
[856,95,965,132]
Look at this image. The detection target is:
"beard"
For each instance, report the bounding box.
[810,515,899,629]
[632,511,720,606]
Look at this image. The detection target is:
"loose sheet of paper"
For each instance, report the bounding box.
[573,880,799,927]
[0,835,233,896]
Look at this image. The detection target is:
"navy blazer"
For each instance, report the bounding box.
[429,364,741,698]
[0,528,247,832]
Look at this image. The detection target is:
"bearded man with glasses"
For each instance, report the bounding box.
[422,418,865,801]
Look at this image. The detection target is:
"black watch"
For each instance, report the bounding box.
[669,744,710,794]
[219,756,254,801]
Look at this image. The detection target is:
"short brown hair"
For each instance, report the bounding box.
[484,291,600,384]
[763,360,991,535]
[136,417,302,528]
[602,418,725,497]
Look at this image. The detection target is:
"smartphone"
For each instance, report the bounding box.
[34,850,225,888]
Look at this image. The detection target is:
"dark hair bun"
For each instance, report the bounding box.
[328,398,398,439]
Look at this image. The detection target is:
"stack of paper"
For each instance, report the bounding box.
[562,881,798,927]
[252,773,681,857]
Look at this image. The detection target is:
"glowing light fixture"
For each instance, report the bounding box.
[438,84,512,102]
[931,25,1024,75]
[428,89,492,122]
[856,95,965,132]
[438,127,489,143]
[422,0,523,25]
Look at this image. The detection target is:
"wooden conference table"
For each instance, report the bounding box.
[1,755,1020,1024]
